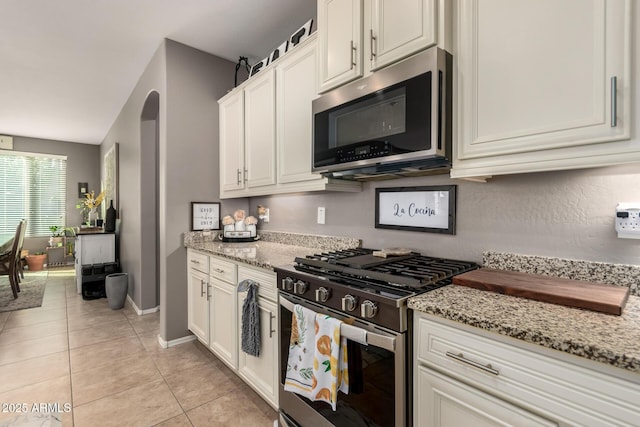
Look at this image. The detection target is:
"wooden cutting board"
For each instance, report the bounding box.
[452,268,630,315]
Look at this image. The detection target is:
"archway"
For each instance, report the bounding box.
[140,91,160,309]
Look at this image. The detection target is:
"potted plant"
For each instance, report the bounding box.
[26,252,47,271]
[48,225,64,247]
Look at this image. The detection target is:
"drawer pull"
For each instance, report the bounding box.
[191,259,200,265]
[213,268,225,274]
[446,351,499,376]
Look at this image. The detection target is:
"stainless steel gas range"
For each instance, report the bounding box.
[275,248,477,427]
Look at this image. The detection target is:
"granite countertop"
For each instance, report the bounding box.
[409,251,640,375]
[184,230,361,271]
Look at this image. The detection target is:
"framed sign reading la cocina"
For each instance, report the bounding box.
[375,185,456,234]
[191,202,221,231]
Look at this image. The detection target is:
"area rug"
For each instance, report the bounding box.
[0,272,47,312]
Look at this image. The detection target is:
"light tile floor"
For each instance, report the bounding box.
[0,267,277,426]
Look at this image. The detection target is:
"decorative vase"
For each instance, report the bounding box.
[105,201,116,232]
[105,273,128,309]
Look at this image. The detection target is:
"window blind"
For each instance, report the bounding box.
[0,152,67,237]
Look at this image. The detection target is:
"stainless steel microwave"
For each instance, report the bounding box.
[312,47,452,180]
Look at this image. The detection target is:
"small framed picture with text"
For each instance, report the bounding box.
[191,202,221,231]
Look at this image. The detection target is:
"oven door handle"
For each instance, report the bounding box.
[279,297,396,352]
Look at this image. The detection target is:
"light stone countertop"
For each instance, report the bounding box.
[184,230,361,271]
[409,251,640,375]
[186,240,320,270]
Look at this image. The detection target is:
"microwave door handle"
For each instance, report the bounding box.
[279,295,396,352]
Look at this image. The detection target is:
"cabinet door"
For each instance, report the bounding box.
[370,0,436,71]
[219,91,245,192]
[237,295,278,408]
[453,0,631,178]
[79,234,115,265]
[244,68,276,188]
[318,0,363,93]
[277,39,322,184]
[187,269,209,344]
[417,366,557,427]
[209,278,237,369]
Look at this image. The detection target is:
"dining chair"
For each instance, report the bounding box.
[0,220,24,298]
[15,219,27,287]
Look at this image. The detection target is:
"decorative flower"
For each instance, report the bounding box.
[222,215,235,226]
[244,216,258,225]
[81,190,105,210]
[233,209,246,222]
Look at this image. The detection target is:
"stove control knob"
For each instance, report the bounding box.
[342,294,358,312]
[294,280,308,295]
[360,300,378,318]
[315,287,330,303]
[281,277,294,292]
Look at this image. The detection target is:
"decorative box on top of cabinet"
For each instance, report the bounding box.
[74,233,115,294]
[414,312,640,427]
[451,0,634,180]
[317,0,449,93]
[218,34,361,199]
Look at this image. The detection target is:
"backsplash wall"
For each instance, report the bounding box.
[250,163,640,266]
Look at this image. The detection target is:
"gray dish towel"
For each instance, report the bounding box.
[239,279,261,357]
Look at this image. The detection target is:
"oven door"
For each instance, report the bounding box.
[278,293,407,427]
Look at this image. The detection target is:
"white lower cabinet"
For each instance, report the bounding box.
[236,265,279,408]
[187,249,279,409]
[208,277,237,369]
[417,366,556,427]
[187,250,209,344]
[414,312,640,427]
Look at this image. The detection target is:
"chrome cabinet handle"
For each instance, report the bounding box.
[243,169,248,183]
[445,351,499,376]
[190,259,199,265]
[350,40,356,70]
[269,312,276,338]
[370,29,377,61]
[200,279,206,297]
[206,284,211,301]
[611,76,617,127]
[236,169,242,185]
[213,267,225,274]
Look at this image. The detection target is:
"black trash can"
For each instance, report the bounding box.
[105,273,128,309]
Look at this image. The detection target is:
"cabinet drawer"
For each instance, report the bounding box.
[238,265,276,301]
[187,249,209,274]
[415,313,640,427]
[210,256,237,284]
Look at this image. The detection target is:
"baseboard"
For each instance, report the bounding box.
[157,334,196,348]
[126,295,160,315]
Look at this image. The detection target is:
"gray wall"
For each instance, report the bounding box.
[101,42,166,314]
[163,40,246,341]
[250,163,640,266]
[102,38,247,342]
[9,136,100,252]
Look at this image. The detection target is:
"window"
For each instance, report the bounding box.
[0,151,67,237]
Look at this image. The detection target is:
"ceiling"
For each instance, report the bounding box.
[0,0,316,145]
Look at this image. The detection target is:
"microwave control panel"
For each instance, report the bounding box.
[336,141,391,163]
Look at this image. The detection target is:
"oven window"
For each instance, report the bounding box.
[280,305,396,427]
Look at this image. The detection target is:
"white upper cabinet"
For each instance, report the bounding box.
[244,69,277,188]
[370,0,437,71]
[317,0,363,93]
[219,91,244,193]
[218,34,361,199]
[277,38,323,184]
[451,0,633,179]
[219,69,276,197]
[317,0,443,93]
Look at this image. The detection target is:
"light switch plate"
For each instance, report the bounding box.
[615,203,640,239]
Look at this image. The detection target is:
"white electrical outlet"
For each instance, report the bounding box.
[317,207,326,225]
[615,203,640,239]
